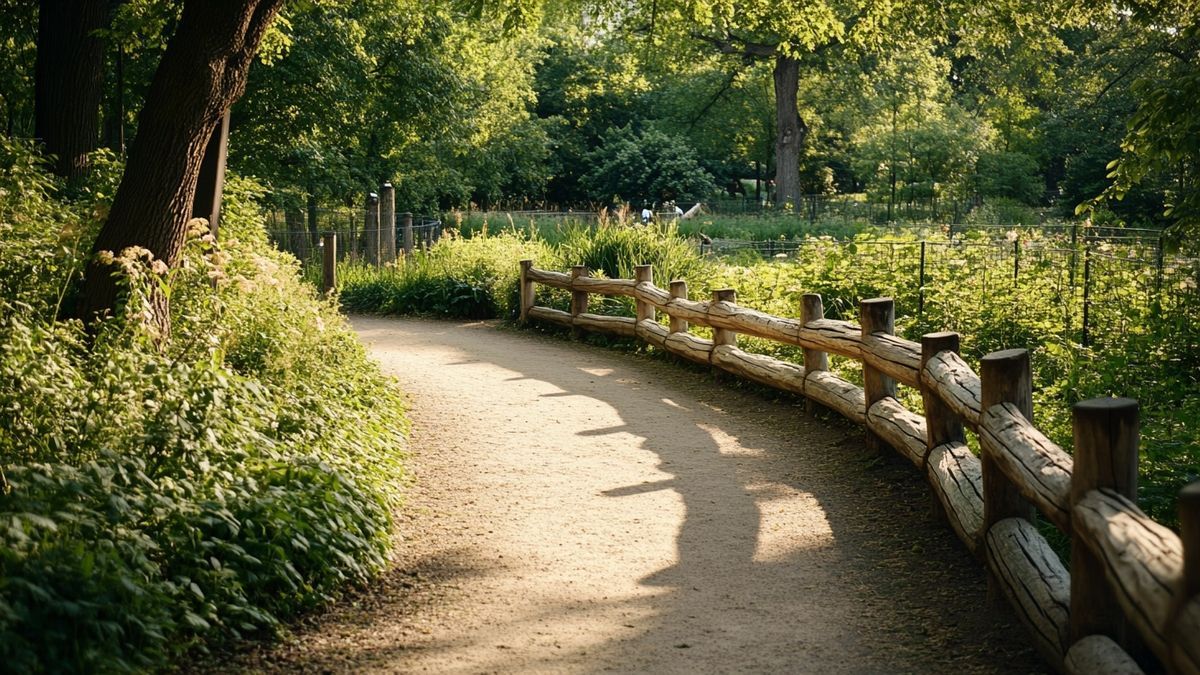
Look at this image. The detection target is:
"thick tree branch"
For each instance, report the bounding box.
[687,69,738,130]
[690,31,778,59]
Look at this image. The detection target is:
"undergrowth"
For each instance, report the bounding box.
[0,138,407,672]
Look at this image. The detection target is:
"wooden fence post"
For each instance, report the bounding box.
[321,232,336,297]
[921,332,965,456]
[570,265,589,339]
[1174,480,1200,672]
[1070,397,1139,647]
[402,211,414,256]
[712,289,737,347]
[380,182,396,263]
[921,331,965,520]
[669,280,688,334]
[635,265,655,324]
[980,348,1037,530]
[519,259,534,323]
[861,298,896,452]
[365,192,379,266]
[801,293,828,415]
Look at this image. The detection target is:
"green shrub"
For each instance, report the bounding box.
[338,228,553,319]
[0,159,407,671]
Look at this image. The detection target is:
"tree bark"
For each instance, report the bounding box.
[82,0,285,328]
[35,0,109,180]
[773,54,807,211]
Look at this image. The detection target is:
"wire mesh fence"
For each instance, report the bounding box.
[712,232,1198,356]
[702,194,1034,224]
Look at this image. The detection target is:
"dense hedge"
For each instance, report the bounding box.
[0,139,407,672]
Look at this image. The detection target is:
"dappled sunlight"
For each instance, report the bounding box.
[660,397,692,411]
[699,422,768,458]
[748,482,836,564]
[317,317,1046,673]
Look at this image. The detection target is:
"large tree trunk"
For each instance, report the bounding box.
[82,0,284,328]
[35,0,109,181]
[772,55,808,212]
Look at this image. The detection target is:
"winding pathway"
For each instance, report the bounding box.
[229,316,1045,673]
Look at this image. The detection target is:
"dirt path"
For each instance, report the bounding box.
[230,316,1045,674]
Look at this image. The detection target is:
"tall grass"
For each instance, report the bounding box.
[335,216,709,320]
[337,229,554,319]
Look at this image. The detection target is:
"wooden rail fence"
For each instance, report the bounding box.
[519,259,1200,675]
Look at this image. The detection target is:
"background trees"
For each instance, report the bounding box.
[8,0,1198,266]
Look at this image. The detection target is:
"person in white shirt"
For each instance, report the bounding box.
[641,206,652,223]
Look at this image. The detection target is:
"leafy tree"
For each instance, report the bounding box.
[83,0,285,329]
[34,0,111,180]
[1103,21,1200,242]
[582,125,715,206]
[0,0,37,139]
[975,150,1043,204]
[848,47,992,215]
[532,28,653,204]
[232,1,548,215]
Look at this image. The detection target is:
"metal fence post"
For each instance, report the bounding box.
[918,240,927,318]
[1082,240,1092,348]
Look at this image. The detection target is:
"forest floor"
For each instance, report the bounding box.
[215,316,1046,674]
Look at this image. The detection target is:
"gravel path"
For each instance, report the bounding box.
[225,316,1045,674]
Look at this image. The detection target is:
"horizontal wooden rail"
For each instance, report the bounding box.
[518,260,1200,674]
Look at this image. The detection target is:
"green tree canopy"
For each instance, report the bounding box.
[582,126,716,206]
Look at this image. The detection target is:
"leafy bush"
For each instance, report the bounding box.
[0,145,407,672]
[337,228,552,319]
[975,151,1044,204]
[582,126,717,206]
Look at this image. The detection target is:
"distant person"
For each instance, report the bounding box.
[641,206,652,224]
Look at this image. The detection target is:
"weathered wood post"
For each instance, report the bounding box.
[668,280,688,334]
[423,220,433,250]
[712,289,737,348]
[801,293,828,415]
[980,348,1037,530]
[1069,397,1139,648]
[402,211,414,256]
[635,265,655,324]
[365,192,380,266]
[519,259,534,323]
[321,231,336,297]
[861,298,896,452]
[920,331,965,521]
[920,332,965,456]
[1173,480,1200,672]
[570,265,589,339]
[380,182,396,263]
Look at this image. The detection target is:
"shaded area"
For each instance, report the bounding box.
[211,317,1045,673]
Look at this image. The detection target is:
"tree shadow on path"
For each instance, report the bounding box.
[222,317,1048,674]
